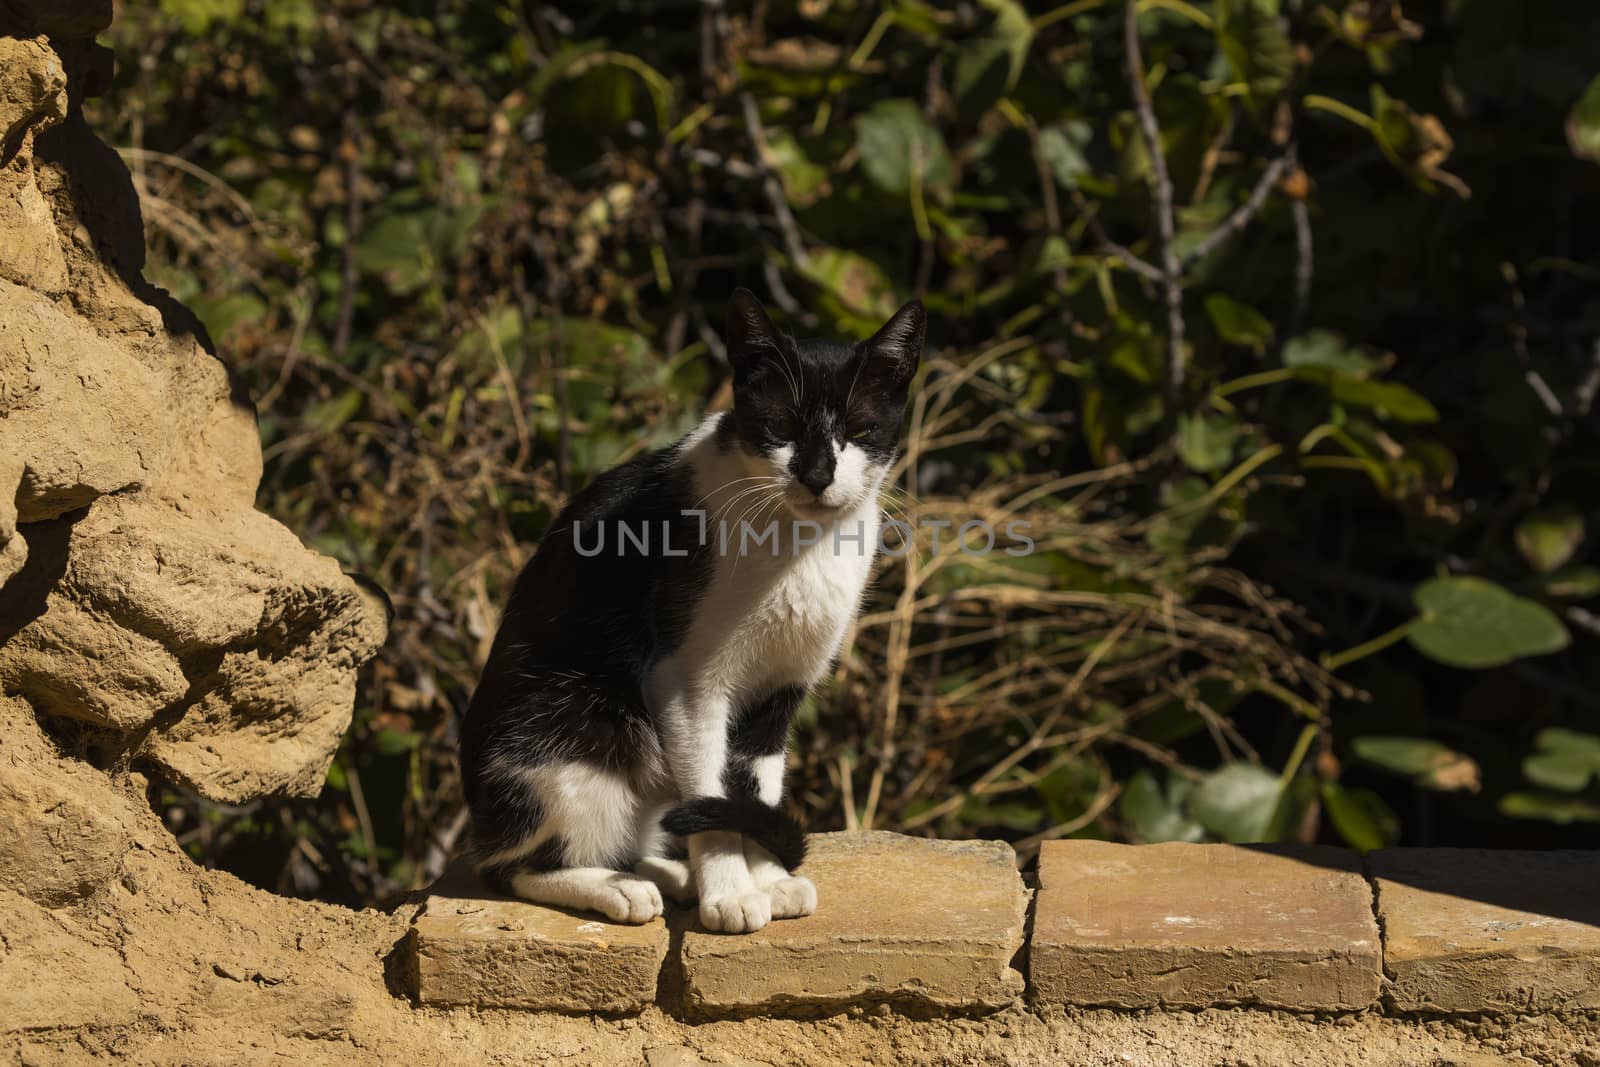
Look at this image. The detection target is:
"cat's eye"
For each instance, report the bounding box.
[849,427,872,442]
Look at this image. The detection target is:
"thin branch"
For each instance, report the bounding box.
[332,91,362,357]
[1289,197,1313,336]
[1071,189,1165,284]
[1574,337,1600,419]
[1503,262,1565,421]
[1288,148,1312,338]
[1179,151,1294,270]
[1123,0,1184,404]
[739,91,810,270]
[1023,117,1069,294]
[529,234,570,487]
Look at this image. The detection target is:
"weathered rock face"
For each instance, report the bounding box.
[0,16,385,802]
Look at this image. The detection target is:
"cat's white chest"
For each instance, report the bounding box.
[694,510,879,693]
[750,526,874,639]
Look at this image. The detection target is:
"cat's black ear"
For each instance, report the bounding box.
[726,288,784,377]
[860,298,925,387]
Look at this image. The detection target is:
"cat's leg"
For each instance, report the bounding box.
[488,761,663,924]
[507,867,664,923]
[631,798,695,904]
[742,751,817,919]
[657,676,770,932]
[745,838,817,919]
[688,830,768,932]
[729,686,817,919]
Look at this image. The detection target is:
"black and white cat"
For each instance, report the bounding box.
[459,289,924,932]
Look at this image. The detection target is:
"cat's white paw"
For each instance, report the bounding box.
[632,857,696,904]
[765,875,817,919]
[699,891,772,933]
[596,875,664,924]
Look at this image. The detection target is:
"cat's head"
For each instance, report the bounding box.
[722,288,925,520]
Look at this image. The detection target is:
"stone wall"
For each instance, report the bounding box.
[410,832,1600,1022]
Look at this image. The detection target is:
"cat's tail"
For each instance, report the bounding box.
[659,797,808,871]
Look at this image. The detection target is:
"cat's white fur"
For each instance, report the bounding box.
[499,414,885,930]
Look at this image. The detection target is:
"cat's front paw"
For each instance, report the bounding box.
[699,891,772,933]
[632,857,696,904]
[596,874,664,924]
[765,875,817,919]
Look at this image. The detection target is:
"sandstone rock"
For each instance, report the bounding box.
[0,595,189,729]
[1031,841,1382,1012]
[409,893,669,1013]
[0,889,141,1033]
[678,831,1027,1018]
[0,529,23,586]
[1370,848,1600,1013]
[0,38,70,295]
[0,279,171,521]
[0,37,66,147]
[0,492,390,802]
[0,736,128,905]
[0,454,23,586]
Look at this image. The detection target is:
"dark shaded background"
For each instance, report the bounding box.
[93,0,1600,905]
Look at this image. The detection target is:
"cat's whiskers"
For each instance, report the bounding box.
[706,480,785,540]
[726,488,786,579]
[691,475,779,514]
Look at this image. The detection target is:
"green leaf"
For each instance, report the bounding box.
[1538,565,1600,600]
[855,99,954,196]
[1408,576,1571,669]
[1190,763,1280,843]
[1500,793,1600,825]
[374,727,422,757]
[1514,509,1585,574]
[955,0,1035,102]
[1176,413,1242,473]
[1330,377,1438,423]
[1121,770,1206,843]
[1205,293,1274,354]
[1522,728,1600,793]
[766,131,829,207]
[1039,121,1093,189]
[1214,0,1293,116]
[796,246,897,323]
[1321,782,1399,852]
[356,213,433,295]
[1282,330,1381,374]
[962,796,1043,832]
[160,0,244,34]
[1351,736,1481,792]
[1565,74,1600,164]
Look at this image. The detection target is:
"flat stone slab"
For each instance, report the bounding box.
[1370,848,1600,1014]
[678,831,1027,1017]
[408,892,668,1014]
[1031,841,1381,1011]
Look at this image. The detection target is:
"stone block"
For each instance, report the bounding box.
[1031,841,1381,1011]
[678,831,1027,1018]
[409,893,668,1014]
[1370,848,1600,1014]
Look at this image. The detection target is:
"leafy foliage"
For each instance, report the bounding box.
[97,0,1600,902]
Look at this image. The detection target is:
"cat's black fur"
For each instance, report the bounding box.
[458,447,715,883]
